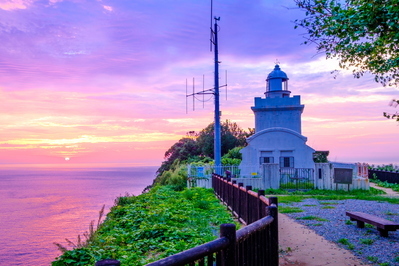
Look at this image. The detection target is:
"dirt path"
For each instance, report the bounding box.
[278,213,370,266]
[369,183,399,196]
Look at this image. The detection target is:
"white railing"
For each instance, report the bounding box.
[187,165,261,178]
[187,164,261,189]
[188,163,370,191]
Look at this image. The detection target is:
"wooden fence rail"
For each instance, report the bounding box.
[96,174,279,266]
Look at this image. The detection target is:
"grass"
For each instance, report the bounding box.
[360,238,374,245]
[296,215,329,222]
[337,238,355,250]
[279,206,304,213]
[311,223,323,226]
[345,220,353,225]
[277,195,305,204]
[274,188,399,205]
[364,229,374,235]
[321,206,335,209]
[338,238,350,245]
[367,256,379,263]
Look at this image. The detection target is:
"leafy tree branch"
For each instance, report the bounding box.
[294,0,399,87]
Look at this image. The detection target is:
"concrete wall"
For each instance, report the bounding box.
[260,163,280,189]
[252,95,304,133]
[230,178,264,190]
[188,162,369,191]
[239,128,315,177]
[314,163,369,191]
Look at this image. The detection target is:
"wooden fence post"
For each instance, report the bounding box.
[238,183,244,220]
[267,198,279,266]
[246,185,252,224]
[269,196,278,206]
[257,190,265,220]
[220,223,236,266]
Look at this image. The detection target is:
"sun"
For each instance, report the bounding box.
[65,157,70,161]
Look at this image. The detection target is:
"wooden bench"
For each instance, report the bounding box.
[346,211,399,237]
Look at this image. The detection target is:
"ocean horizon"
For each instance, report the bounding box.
[0,164,158,265]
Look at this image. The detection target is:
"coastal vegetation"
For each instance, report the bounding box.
[52,186,237,265]
[150,120,252,190]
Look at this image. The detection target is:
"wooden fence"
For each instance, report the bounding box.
[97,174,279,266]
[369,169,399,184]
[212,174,278,225]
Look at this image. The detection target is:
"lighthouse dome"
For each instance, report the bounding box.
[265,64,290,98]
[267,65,288,81]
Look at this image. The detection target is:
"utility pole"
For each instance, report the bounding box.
[212,17,221,174]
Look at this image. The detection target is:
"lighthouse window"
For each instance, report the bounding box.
[280,156,294,168]
[260,157,274,164]
[283,80,288,91]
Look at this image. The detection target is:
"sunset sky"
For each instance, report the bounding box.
[1,0,398,167]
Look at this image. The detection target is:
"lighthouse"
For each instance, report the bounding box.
[239,65,315,177]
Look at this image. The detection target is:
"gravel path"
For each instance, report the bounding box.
[280,199,399,266]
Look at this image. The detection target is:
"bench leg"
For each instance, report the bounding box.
[378,228,388,237]
[356,220,365,228]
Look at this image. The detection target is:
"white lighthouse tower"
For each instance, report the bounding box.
[240,65,315,178]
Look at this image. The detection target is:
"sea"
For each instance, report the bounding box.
[0,164,158,266]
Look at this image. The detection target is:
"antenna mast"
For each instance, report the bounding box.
[186,1,226,174]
